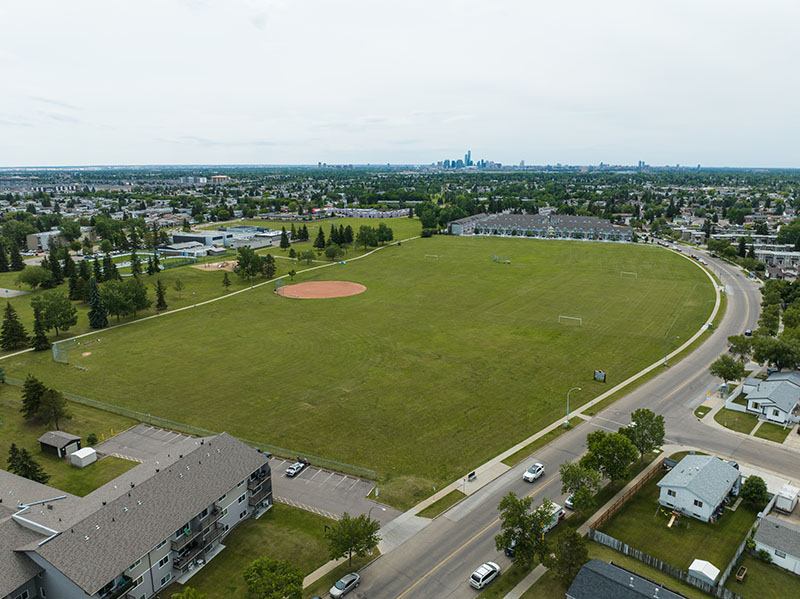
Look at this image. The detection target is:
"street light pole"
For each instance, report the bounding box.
[664,335,680,367]
[565,386,581,428]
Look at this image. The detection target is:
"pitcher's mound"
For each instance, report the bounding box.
[276,281,366,299]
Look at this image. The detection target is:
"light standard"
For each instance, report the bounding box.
[565,387,581,428]
[368,506,386,521]
[664,335,680,367]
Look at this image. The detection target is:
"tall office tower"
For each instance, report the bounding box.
[465,150,471,166]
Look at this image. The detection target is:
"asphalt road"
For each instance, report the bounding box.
[352,248,800,599]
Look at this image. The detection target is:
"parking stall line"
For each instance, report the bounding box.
[333,476,348,489]
[345,479,359,493]
[305,469,322,483]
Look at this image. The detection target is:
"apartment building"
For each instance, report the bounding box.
[2,432,271,599]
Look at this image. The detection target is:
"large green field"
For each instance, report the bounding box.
[1,237,714,508]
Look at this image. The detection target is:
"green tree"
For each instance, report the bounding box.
[299,250,315,265]
[323,512,381,566]
[124,277,152,315]
[0,243,9,273]
[222,271,231,290]
[21,374,47,420]
[288,269,296,280]
[129,249,141,275]
[494,493,554,568]
[355,225,377,250]
[170,587,206,599]
[8,445,50,484]
[88,277,108,329]
[173,278,185,299]
[709,354,746,387]
[38,388,70,430]
[752,336,800,371]
[740,475,770,506]
[31,291,78,336]
[93,257,104,282]
[16,266,53,290]
[86,433,98,446]
[558,462,601,514]
[325,245,343,261]
[101,279,131,322]
[242,558,303,599]
[548,529,589,587]
[30,306,51,351]
[782,304,800,330]
[313,228,326,250]
[581,431,638,487]
[280,227,290,249]
[377,222,394,244]
[235,247,262,282]
[262,254,276,279]
[155,279,168,311]
[9,243,24,271]
[344,225,354,244]
[727,334,753,363]
[102,254,120,280]
[0,302,28,350]
[7,443,23,473]
[619,408,665,462]
[758,307,780,335]
[48,246,63,284]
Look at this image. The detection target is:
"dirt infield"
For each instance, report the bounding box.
[191,260,237,272]
[276,281,366,299]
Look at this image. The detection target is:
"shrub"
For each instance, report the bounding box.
[86,433,98,446]
[756,549,773,563]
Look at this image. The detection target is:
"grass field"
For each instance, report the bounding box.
[1,237,714,509]
[754,421,792,443]
[714,408,759,435]
[601,475,758,571]
[0,384,138,495]
[723,554,800,598]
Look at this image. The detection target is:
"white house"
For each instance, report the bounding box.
[657,455,740,522]
[744,371,800,425]
[753,516,800,574]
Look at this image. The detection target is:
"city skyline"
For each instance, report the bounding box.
[1,1,799,168]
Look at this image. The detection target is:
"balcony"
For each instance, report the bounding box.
[248,470,269,490]
[103,576,134,599]
[171,508,221,552]
[249,486,270,507]
[173,526,222,569]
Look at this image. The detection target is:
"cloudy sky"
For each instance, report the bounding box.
[1,1,798,167]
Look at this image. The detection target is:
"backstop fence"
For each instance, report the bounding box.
[4,376,377,480]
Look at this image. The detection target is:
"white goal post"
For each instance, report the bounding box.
[620,271,638,278]
[558,315,583,326]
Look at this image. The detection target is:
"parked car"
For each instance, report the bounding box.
[469,562,500,589]
[504,538,516,557]
[329,573,360,597]
[565,493,575,510]
[522,462,544,482]
[285,461,308,477]
[744,329,752,337]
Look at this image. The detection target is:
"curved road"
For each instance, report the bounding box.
[352,249,800,599]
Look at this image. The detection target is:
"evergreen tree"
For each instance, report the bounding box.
[78,258,91,281]
[68,271,79,300]
[38,388,70,430]
[280,227,290,249]
[288,248,296,259]
[103,254,120,280]
[290,223,296,240]
[262,254,276,279]
[48,247,64,284]
[329,224,338,245]
[21,374,47,420]
[313,228,326,249]
[93,257,104,282]
[344,225,354,245]
[339,225,346,245]
[152,252,160,271]
[302,224,309,241]
[146,256,156,275]
[0,302,28,350]
[0,243,9,273]
[155,279,168,311]
[75,277,91,303]
[222,272,231,290]
[62,250,76,277]
[30,306,51,351]
[7,444,50,484]
[130,249,141,275]
[9,243,24,271]
[88,277,109,329]
[7,443,22,473]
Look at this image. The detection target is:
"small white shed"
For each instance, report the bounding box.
[689,559,720,585]
[776,483,800,514]
[70,447,97,468]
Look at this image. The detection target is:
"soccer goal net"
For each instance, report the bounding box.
[558,315,583,326]
[620,271,638,278]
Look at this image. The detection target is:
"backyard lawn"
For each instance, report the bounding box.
[0,384,138,495]
[724,553,800,598]
[2,237,714,509]
[754,422,793,444]
[713,408,759,435]
[601,475,758,571]
[163,503,335,599]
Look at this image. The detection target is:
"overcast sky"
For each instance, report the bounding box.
[1,1,798,167]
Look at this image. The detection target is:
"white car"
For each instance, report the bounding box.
[329,572,360,597]
[522,462,544,482]
[469,562,500,589]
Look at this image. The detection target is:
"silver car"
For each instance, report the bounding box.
[329,572,360,597]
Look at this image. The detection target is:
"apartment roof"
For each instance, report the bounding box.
[567,559,686,599]
[754,516,800,558]
[37,430,81,449]
[32,433,268,595]
[0,519,44,597]
[657,455,739,507]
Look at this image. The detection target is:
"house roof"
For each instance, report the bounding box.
[657,455,739,507]
[31,432,269,595]
[747,380,800,413]
[754,516,800,558]
[567,559,686,599]
[37,431,81,449]
[0,518,44,597]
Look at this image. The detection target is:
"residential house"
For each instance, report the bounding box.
[753,516,800,574]
[566,559,686,599]
[743,371,800,425]
[2,432,271,599]
[38,431,81,458]
[657,455,740,522]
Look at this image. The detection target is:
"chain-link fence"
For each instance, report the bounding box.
[5,377,377,479]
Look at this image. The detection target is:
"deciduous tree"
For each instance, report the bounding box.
[494,493,554,568]
[619,408,665,462]
[31,291,78,336]
[740,475,769,506]
[548,529,589,587]
[323,512,381,566]
[558,462,601,514]
[38,388,70,430]
[242,558,303,599]
[581,431,637,488]
[727,334,753,363]
[709,354,746,387]
[16,266,53,290]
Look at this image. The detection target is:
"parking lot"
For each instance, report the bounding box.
[270,456,400,525]
[94,423,198,462]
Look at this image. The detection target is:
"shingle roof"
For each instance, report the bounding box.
[37,430,81,449]
[754,516,800,558]
[657,455,739,507]
[747,380,800,413]
[0,519,44,597]
[32,433,269,595]
[567,559,686,599]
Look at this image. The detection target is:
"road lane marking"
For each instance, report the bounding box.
[396,477,557,599]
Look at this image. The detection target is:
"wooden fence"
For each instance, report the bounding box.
[589,529,744,599]
[590,455,666,530]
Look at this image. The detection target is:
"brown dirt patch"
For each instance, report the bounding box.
[191,260,238,272]
[276,281,366,299]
